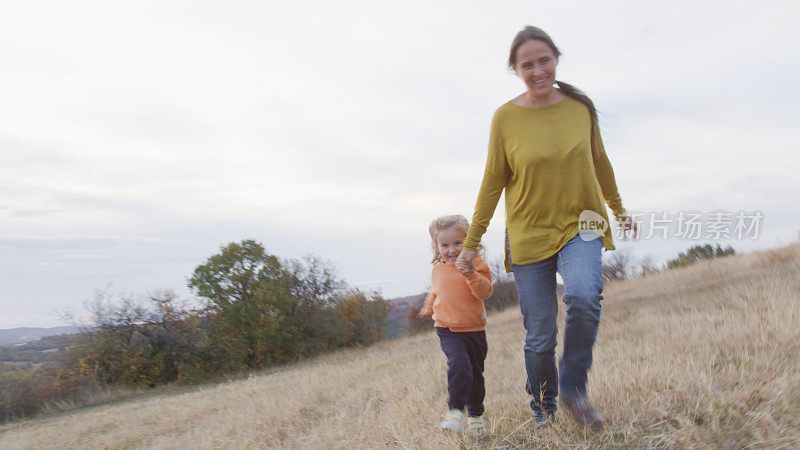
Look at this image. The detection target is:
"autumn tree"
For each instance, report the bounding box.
[188,239,389,366]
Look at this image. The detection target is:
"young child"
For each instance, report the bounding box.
[419,215,493,436]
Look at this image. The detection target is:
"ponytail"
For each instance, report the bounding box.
[555,80,597,124]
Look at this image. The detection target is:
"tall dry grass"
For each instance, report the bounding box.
[2,243,799,448]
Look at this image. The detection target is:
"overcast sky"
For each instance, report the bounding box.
[1,1,799,329]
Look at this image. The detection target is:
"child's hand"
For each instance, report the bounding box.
[456,261,475,277]
[455,249,476,276]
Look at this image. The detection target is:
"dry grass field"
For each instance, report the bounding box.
[2,243,799,448]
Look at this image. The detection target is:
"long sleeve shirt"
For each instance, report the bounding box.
[463,97,626,271]
[419,256,493,332]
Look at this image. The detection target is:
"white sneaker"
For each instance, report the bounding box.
[440,408,465,432]
[467,416,487,436]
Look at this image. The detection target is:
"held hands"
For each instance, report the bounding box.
[455,249,476,277]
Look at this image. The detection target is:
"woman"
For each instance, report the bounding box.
[456,26,637,428]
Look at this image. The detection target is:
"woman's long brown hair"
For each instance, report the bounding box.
[508,26,598,123]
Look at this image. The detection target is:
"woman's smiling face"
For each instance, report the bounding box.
[514,39,559,100]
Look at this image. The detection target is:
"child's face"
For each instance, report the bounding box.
[436,227,466,266]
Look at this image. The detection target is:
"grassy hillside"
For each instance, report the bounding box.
[1,243,798,448]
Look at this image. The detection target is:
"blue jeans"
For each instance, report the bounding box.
[510,233,604,417]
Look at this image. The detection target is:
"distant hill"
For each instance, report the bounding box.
[0,326,81,346]
[385,293,427,339]
[0,283,546,346]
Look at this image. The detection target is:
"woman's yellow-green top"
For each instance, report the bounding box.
[463,96,626,271]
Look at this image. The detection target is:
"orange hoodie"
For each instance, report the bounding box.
[419,256,493,332]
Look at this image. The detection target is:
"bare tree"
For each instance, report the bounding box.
[602,248,634,282]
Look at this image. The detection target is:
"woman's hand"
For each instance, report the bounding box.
[618,215,639,240]
[455,249,476,276]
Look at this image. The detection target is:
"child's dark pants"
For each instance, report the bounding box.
[435,327,488,417]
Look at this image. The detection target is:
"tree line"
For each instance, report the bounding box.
[1,239,388,422]
[1,241,736,422]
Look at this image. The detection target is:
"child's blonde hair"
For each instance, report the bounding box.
[429,215,484,264]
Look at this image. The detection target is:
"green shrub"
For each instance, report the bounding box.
[667,244,736,269]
